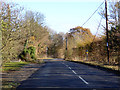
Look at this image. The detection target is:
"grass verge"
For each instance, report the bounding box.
[2,61,29,89]
[2,61,29,72]
[66,59,119,72]
[2,60,45,89]
[2,81,20,89]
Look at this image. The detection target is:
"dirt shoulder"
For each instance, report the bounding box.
[2,63,45,88]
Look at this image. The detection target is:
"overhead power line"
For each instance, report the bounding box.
[82,1,104,27]
[92,16,103,43]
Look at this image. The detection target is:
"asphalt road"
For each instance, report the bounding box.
[17,59,120,89]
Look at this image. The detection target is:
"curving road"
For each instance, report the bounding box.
[17,59,120,89]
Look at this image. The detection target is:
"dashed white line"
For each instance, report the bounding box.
[62,62,89,85]
[71,70,89,85]
[68,67,71,70]
[66,65,68,67]
[72,70,77,75]
[78,76,89,85]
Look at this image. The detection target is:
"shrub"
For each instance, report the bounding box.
[19,46,36,61]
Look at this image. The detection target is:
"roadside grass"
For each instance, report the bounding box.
[2,58,47,72]
[2,59,46,89]
[2,61,29,89]
[37,58,54,63]
[37,57,54,60]
[81,60,119,71]
[2,81,20,89]
[66,59,119,71]
[31,59,45,64]
[0,68,2,72]
[2,61,29,72]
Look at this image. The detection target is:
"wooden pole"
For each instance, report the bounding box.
[105,0,109,64]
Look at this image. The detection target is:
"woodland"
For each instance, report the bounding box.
[0,1,120,67]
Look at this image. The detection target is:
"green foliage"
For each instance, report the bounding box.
[1,20,7,31]
[0,1,51,64]
[38,43,41,47]
[28,46,36,59]
[0,1,25,64]
[24,40,28,48]
[2,81,20,89]
[20,46,36,61]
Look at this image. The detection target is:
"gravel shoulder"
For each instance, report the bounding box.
[2,63,45,88]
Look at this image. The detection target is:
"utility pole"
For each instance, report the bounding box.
[119,1,120,25]
[105,0,109,64]
[64,37,67,60]
[66,37,67,51]
[46,47,48,58]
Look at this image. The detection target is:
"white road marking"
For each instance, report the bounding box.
[62,62,89,85]
[72,70,77,75]
[66,65,68,67]
[78,76,89,85]
[68,67,71,69]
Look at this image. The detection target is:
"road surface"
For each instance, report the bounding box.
[17,59,120,89]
